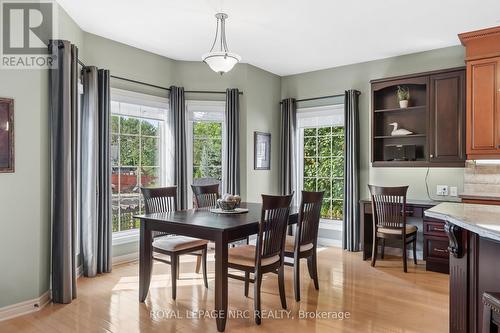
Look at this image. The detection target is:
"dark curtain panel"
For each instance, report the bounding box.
[225,88,240,195]
[343,90,361,251]
[81,67,112,277]
[279,98,297,195]
[49,40,78,303]
[97,69,112,274]
[170,86,187,209]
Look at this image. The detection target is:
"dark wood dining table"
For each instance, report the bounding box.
[135,202,298,332]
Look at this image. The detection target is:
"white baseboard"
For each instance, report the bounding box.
[0,291,51,322]
[112,252,139,266]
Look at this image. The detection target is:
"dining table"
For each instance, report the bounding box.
[135,202,298,332]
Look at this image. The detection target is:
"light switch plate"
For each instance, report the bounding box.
[436,185,449,196]
[450,187,458,197]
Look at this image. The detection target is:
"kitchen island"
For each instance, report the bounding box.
[425,202,500,333]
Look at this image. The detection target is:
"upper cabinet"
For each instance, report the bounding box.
[371,68,466,167]
[459,26,500,159]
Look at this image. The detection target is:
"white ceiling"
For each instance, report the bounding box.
[56,0,500,76]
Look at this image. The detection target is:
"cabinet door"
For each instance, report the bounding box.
[429,70,465,164]
[466,58,499,158]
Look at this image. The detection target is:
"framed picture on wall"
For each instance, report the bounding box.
[0,98,14,173]
[254,131,271,170]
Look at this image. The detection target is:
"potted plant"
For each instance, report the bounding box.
[396,85,410,108]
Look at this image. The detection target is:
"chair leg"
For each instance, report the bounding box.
[201,248,208,288]
[254,272,262,325]
[171,255,178,300]
[244,272,249,297]
[195,253,202,274]
[402,239,408,273]
[412,238,418,265]
[307,253,319,290]
[381,238,385,259]
[278,265,287,309]
[371,237,378,267]
[293,256,301,302]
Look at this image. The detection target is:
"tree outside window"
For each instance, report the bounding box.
[303,126,344,220]
[111,109,163,233]
[192,121,222,181]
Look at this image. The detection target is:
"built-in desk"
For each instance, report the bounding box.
[360,198,449,272]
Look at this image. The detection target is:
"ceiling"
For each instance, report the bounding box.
[56,0,500,76]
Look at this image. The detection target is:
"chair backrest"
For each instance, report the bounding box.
[140,186,177,239]
[368,185,408,232]
[191,184,220,208]
[296,191,324,250]
[141,186,178,213]
[256,194,294,267]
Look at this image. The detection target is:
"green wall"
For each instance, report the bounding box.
[281,46,466,200]
[0,4,467,309]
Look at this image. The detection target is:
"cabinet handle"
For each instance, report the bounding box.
[430,154,434,158]
[433,248,448,253]
[432,227,445,232]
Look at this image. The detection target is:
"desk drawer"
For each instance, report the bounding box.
[424,219,446,236]
[424,236,449,259]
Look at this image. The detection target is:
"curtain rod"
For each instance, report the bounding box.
[280,93,345,104]
[77,58,243,95]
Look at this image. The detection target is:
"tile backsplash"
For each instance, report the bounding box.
[464,161,500,195]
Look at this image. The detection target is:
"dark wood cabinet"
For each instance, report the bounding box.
[371,67,466,167]
[459,26,500,160]
[429,70,466,165]
[423,218,449,273]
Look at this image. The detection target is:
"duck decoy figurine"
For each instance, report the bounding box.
[389,122,413,136]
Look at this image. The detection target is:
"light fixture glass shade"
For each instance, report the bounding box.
[202,51,241,75]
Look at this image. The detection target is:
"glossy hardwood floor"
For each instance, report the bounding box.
[0,247,448,333]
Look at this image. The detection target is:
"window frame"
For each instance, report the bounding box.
[186,100,226,208]
[110,88,170,244]
[296,104,344,223]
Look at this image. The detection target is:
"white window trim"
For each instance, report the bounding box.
[296,104,344,224]
[111,88,170,245]
[186,100,226,208]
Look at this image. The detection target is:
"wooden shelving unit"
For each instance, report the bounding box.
[371,67,466,167]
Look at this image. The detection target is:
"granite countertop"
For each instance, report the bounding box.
[459,192,500,201]
[425,202,500,242]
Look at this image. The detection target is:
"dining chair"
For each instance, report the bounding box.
[191,183,220,209]
[368,185,417,272]
[284,190,323,301]
[482,292,500,333]
[227,193,294,325]
[140,186,209,300]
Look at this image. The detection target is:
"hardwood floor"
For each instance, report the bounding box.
[0,247,448,333]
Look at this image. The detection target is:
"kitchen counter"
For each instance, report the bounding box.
[425,202,500,242]
[424,202,500,332]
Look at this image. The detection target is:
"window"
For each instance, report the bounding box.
[187,101,226,206]
[297,104,344,221]
[110,89,170,234]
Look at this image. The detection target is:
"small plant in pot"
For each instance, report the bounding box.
[396,85,410,108]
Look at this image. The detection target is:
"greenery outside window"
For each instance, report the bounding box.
[297,104,344,221]
[186,101,226,207]
[110,90,169,235]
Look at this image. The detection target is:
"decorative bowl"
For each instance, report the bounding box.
[217,198,239,211]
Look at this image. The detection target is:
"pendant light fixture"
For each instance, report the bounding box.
[202,13,241,75]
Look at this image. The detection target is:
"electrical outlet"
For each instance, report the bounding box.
[436,185,449,196]
[450,187,458,197]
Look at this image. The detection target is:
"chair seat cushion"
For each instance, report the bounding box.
[153,235,208,252]
[228,245,280,267]
[285,235,314,253]
[378,225,417,235]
